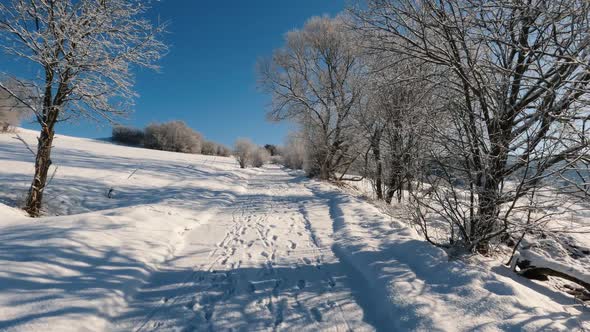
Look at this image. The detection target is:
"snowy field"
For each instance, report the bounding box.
[0,129,589,331]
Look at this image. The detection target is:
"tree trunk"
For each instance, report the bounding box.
[385,166,401,204]
[24,125,55,217]
[375,159,383,200]
[319,161,330,181]
[371,136,383,200]
[516,259,590,292]
[385,176,396,204]
[472,175,501,251]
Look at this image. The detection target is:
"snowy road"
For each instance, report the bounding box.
[115,166,373,331]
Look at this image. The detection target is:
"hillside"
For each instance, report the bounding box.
[0,129,588,331]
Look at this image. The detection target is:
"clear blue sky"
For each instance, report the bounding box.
[6,0,347,146]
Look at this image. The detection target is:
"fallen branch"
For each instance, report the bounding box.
[516,259,590,294]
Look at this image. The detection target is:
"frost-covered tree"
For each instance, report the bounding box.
[0,0,166,216]
[355,64,432,203]
[355,0,590,252]
[258,16,365,180]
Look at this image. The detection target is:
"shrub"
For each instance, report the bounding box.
[0,79,32,132]
[111,125,145,146]
[144,121,202,154]
[216,144,231,157]
[251,147,271,168]
[281,134,305,170]
[270,155,284,165]
[201,140,217,155]
[234,138,256,168]
[0,112,18,133]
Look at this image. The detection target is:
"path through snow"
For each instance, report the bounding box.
[115,167,373,331]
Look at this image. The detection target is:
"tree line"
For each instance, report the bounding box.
[112,122,231,157]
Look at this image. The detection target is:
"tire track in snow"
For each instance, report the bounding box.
[132,167,373,331]
[132,170,255,332]
[305,182,396,331]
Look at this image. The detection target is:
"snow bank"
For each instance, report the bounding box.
[305,181,590,331]
[0,129,241,331]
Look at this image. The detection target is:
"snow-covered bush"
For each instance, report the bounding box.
[112,125,144,146]
[251,147,271,168]
[144,121,202,154]
[280,134,306,170]
[201,140,217,155]
[216,144,231,157]
[0,110,19,132]
[0,80,32,133]
[202,140,231,157]
[270,155,284,165]
[234,138,256,168]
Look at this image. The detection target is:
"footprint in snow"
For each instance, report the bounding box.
[204,309,213,321]
[274,299,287,327]
[328,277,336,288]
[310,307,323,322]
[297,279,306,290]
[248,282,256,293]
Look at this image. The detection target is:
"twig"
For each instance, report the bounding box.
[127,168,139,179]
[13,134,36,157]
[45,166,59,189]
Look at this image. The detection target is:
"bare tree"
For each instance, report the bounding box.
[258,16,365,180]
[355,0,590,252]
[0,0,167,216]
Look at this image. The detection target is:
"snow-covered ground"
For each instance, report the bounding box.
[0,129,588,331]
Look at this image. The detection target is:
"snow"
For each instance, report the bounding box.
[0,128,588,331]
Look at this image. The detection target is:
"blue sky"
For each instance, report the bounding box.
[5,0,347,146]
